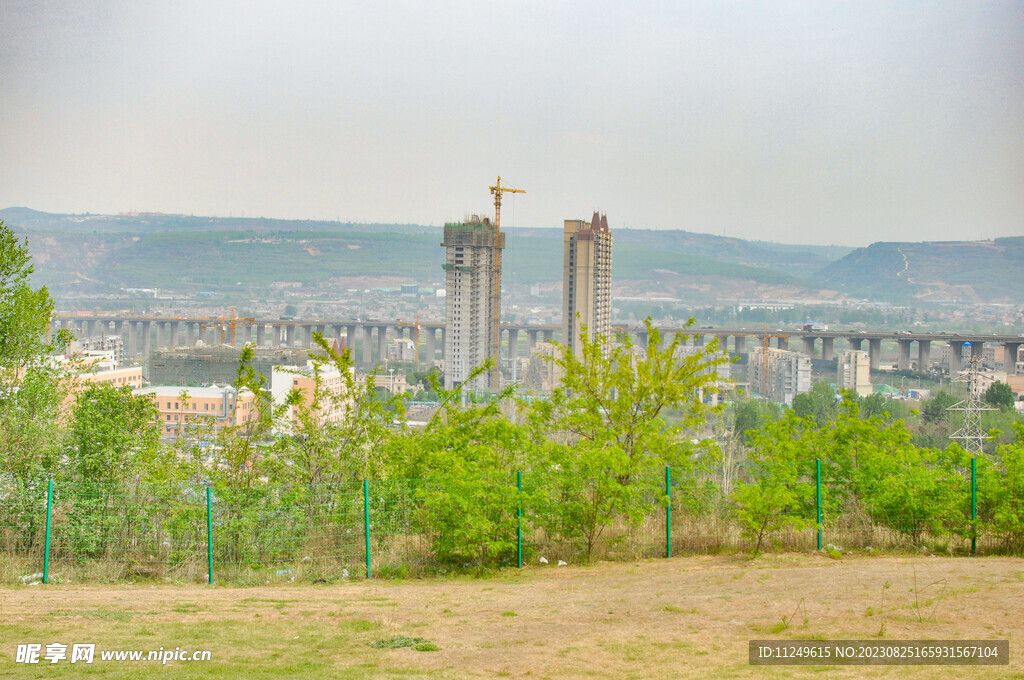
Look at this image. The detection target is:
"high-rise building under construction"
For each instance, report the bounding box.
[442,215,505,390]
[563,213,613,357]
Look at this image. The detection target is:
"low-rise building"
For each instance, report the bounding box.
[271,361,352,431]
[135,384,256,439]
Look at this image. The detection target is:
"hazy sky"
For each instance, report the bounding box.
[1,1,1021,246]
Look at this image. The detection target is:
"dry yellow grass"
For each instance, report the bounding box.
[1,553,1023,678]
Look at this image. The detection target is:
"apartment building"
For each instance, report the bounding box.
[748,347,812,404]
[837,349,872,397]
[562,213,612,358]
[442,216,504,390]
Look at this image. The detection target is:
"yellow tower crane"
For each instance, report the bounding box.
[488,176,525,389]
[202,307,256,347]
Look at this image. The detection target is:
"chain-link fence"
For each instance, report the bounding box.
[1,458,1021,585]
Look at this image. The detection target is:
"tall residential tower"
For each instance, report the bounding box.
[563,213,613,357]
[442,215,505,390]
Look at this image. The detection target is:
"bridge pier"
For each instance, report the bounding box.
[868,338,881,370]
[361,327,372,365]
[949,341,965,375]
[918,340,931,371]
[425,328,436,364]
[802,337,815,357]
[142,321,152,359]
[848,337,863,351]
[508,329,519,366]
[821,337,834,361]
[734,336,746,354]
[897,340,912,371]
[377,326,387,363]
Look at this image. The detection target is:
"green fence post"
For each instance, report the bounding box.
[42,480,54,584]
[971,457,977,555]
[665,466,672,559]
[206,486,213,585]
[517,471,523,569]
[363,480,371,579]
[816,459,822,551]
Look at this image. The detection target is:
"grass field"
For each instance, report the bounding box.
[1,554,1023,678]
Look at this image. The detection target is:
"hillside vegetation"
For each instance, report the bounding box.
[816,237,1024,303]
[2,209,815,294]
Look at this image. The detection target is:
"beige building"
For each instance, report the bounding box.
[837,350,872,398]
[135,385,256,439]
[563,213,612,358]
[442,216,504,391]
[271,361,353,430]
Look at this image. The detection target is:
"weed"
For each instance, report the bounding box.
[413,643,440,652]
[369,635,438,651]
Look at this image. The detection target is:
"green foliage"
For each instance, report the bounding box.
[397,363,525,569]
[530,318,727,559]
[983,381,1016,413]
[730,414,816,554]
[986,424,1024,553]
[0,220,70,480]
[280,332,403,487]
[66,384,161,484]
[791,382,840,427]
[731,399,781,445]
[0,220,69,367]
[922,390,957,424]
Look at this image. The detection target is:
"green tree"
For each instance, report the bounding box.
[983,381,1016,413]
[922,390,958,424]
[281,332,403,487]
[530,319,728,559]
[0,220,68,368]
[66,384,161,484]
[987,423,1024,553]
[791,382,839,426]
[730,413,816,555]
[397,362,527,569]
[0,220,71,478]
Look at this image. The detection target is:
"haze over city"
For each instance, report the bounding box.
[2,1,1022,246]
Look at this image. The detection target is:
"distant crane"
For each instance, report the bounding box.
[758,325,789,398]
[488,176,525,388]
[202,307,256,346]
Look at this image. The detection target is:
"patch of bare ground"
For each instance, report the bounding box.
[2,554,1023,678]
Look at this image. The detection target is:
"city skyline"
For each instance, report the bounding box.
[2,2,1022,246]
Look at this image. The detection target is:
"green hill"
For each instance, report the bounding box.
[3,209,817,295]
[815,237,1024,303]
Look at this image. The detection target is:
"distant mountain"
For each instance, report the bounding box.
[2,208,849,299]
[815,237,1024,303]
[507,226,852,279]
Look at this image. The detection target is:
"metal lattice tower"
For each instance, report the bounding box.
[948,346,994,457]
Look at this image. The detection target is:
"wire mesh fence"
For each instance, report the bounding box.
[1,458,1021,585]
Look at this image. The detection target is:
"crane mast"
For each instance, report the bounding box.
[487,176,524,389]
